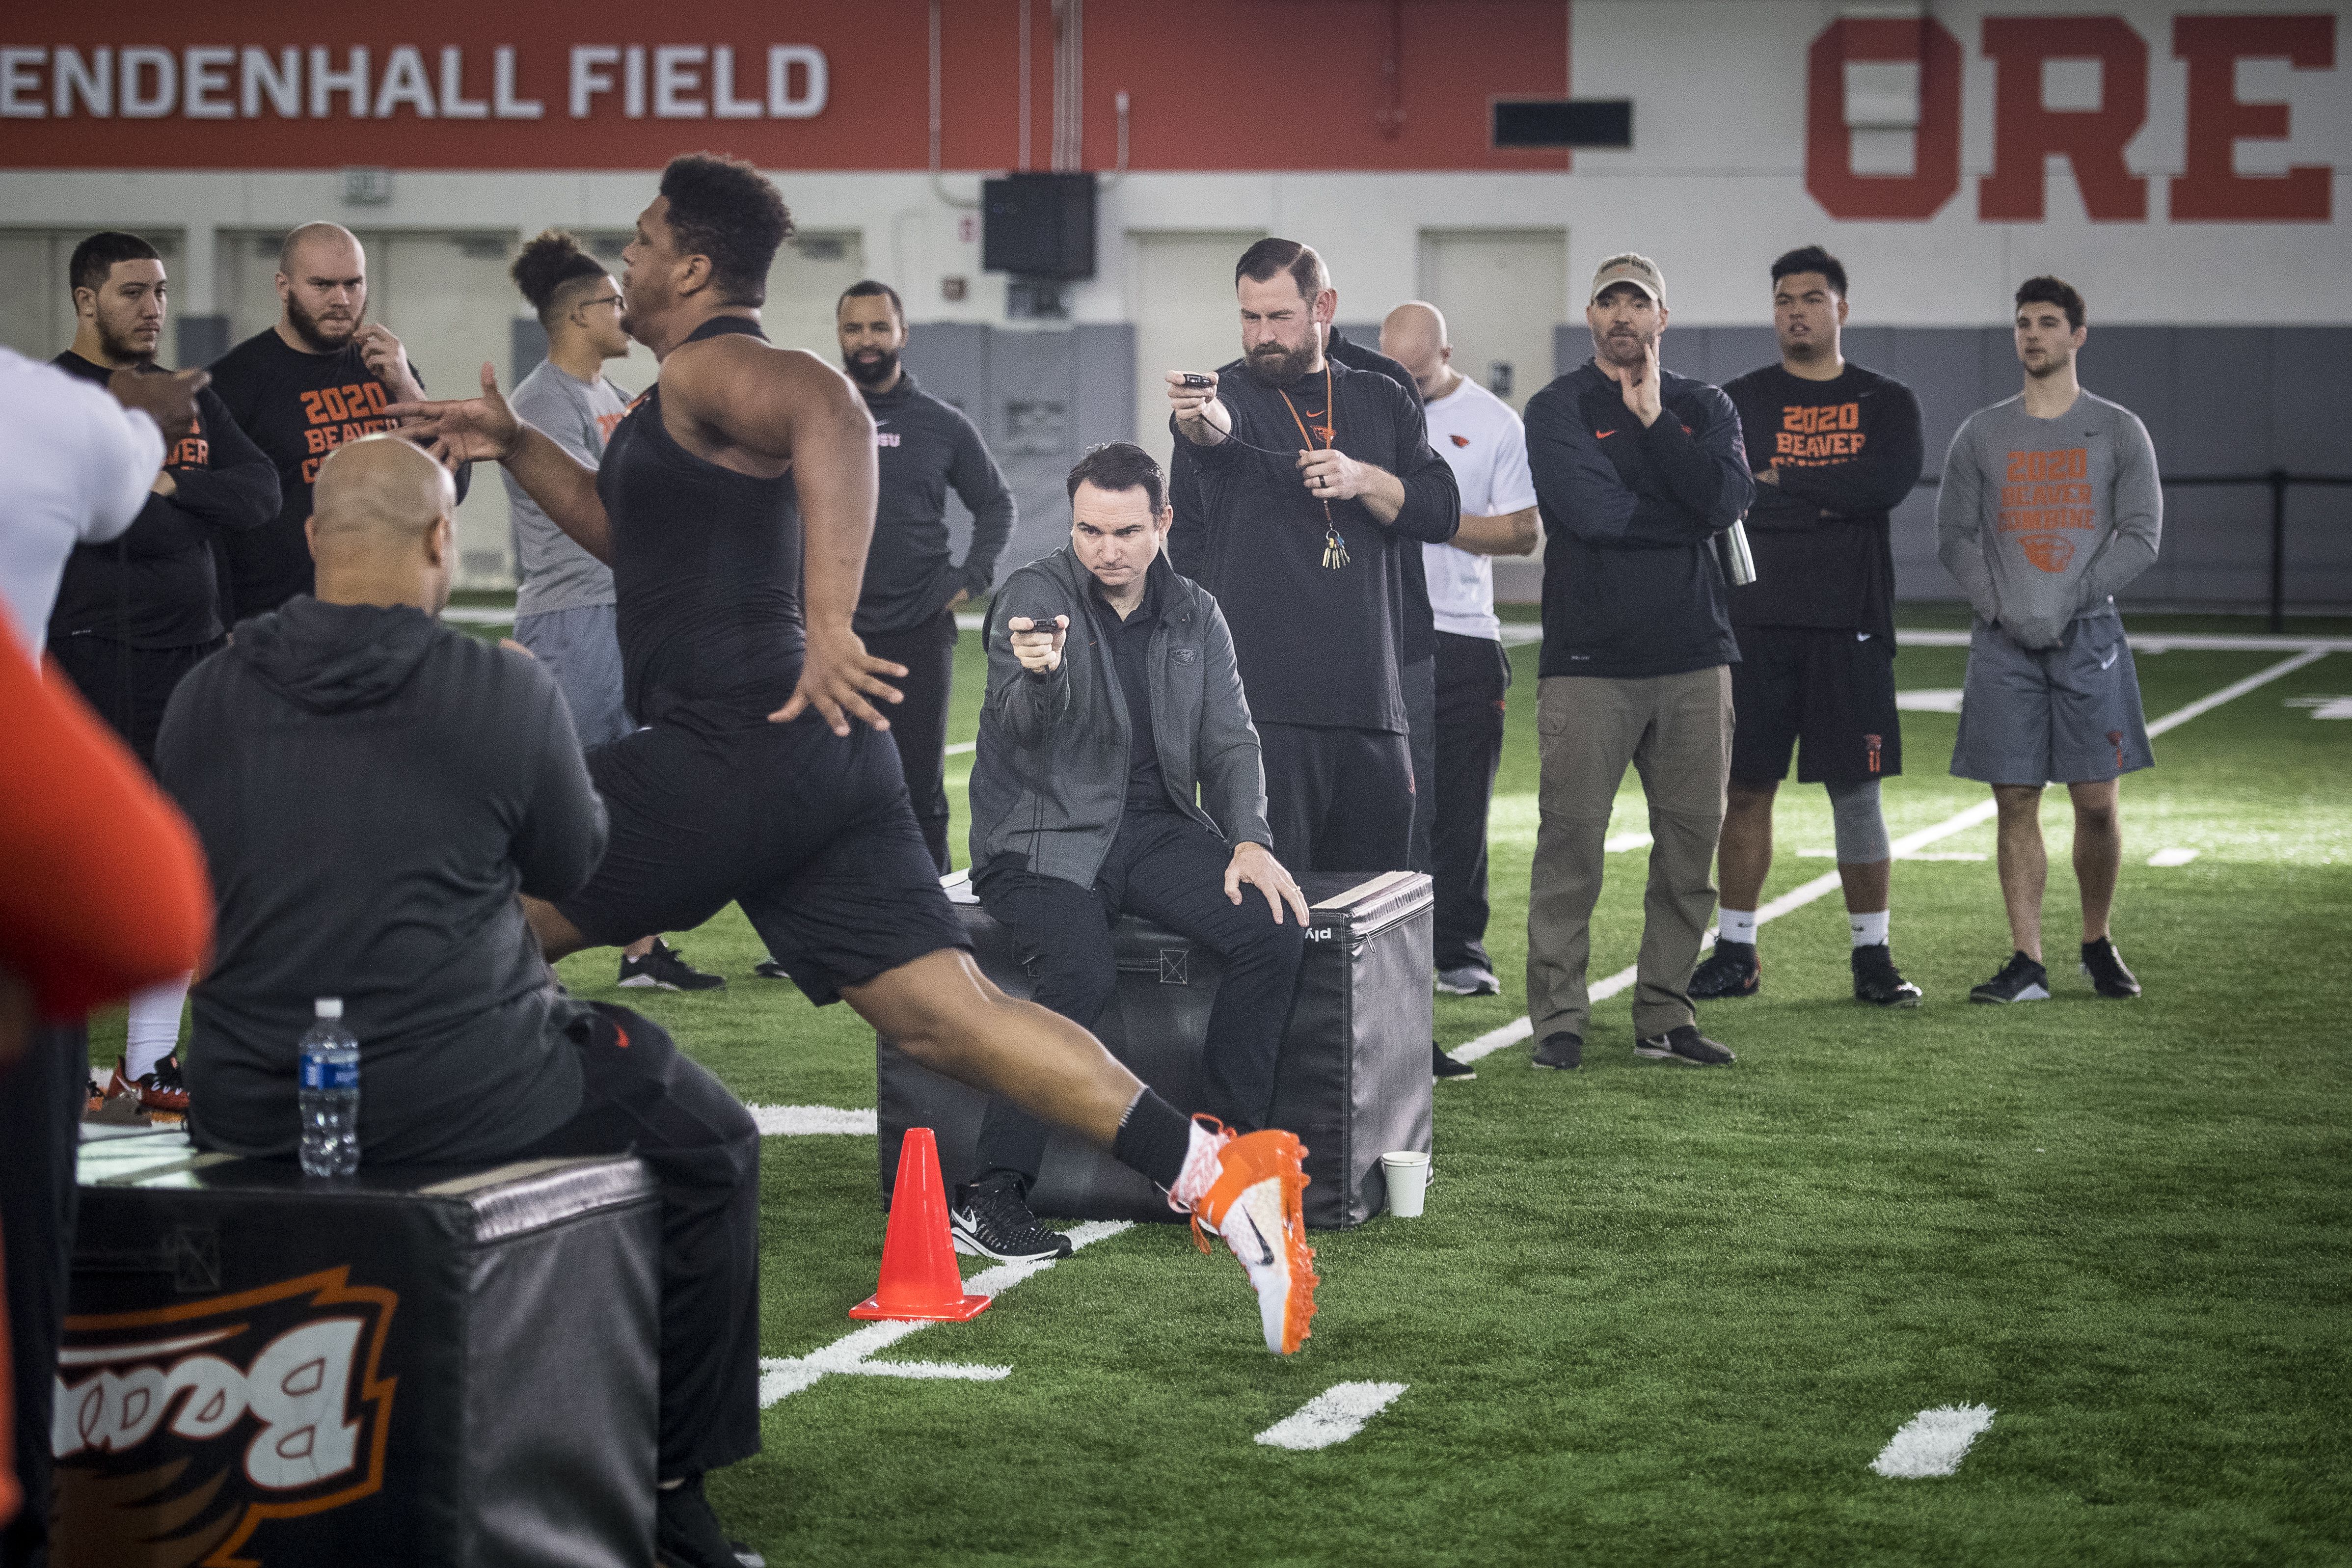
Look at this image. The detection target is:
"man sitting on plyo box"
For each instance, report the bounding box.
[961,441,1312,1261]
[156,435,766,1568]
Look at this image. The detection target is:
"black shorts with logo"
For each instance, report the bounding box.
[1729,624,1902,786]
[558,705,970,1004]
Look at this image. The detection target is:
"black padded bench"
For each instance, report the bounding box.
[57,1134,660,1568]
[880,869,1434,1229]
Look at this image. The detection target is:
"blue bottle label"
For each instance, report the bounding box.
[300,1055,359,1091]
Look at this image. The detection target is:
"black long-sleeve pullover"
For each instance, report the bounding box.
[1721,361,1924,643]
[47,352,279,648]
[855,370,1016,636]
[1526,360,1754,679]
[1167,356,1459,733]
[159,599,606,1165]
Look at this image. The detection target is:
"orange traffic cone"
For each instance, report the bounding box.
[850,1128,992,1322]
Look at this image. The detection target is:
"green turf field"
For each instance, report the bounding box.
[100,614,2352,1565]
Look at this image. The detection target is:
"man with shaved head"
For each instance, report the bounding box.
[156,436,763,1565]
[1379,300,1539,1005]
[207,222,466,620]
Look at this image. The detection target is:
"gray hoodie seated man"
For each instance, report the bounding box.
[155,435,766,1564]
[960,441,1311,1263]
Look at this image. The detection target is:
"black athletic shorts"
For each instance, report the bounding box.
[559,705,969,1004]
[1729,625,1902,786]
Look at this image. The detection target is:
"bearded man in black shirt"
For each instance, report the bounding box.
[1166,239,1460,874]
[1698,246,1926,1008]
[47,230,279,1116]
[207,222,466,620]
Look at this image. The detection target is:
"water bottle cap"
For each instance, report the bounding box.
[315,998,343,1019]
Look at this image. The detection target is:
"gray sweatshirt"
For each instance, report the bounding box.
[1937,389,2161,649]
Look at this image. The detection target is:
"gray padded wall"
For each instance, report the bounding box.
[1548,323,2352,609]
[901,321,1140,591]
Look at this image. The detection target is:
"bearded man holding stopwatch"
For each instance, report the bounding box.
[1164,237,1460,878]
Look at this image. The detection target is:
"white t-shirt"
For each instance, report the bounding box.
[1419,375,1537,642]
[0,347,164,654]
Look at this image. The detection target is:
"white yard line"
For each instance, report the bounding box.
[1254,1381,1410,1451]
[1871,1405,1997,1477]
[1457,648,2333,1065]
[1492,624,2352,654]
[2147,847,2201,867]
[1603,831,1653,853]
[758,1220,1134,1406]
[747,1105,878,1136]
[946,740,976,756]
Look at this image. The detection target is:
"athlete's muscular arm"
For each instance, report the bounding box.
[659,335,907,736]
[387,364,613,560]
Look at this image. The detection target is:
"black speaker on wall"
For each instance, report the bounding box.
[982,172,1097,281]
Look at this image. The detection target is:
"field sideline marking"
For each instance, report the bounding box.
[1255,1382,1410,1451]
[1871,1405,1997,1477]
[758,1220,1134,1406]
[1457,647,2334,1065]
[747,1105,878,1136]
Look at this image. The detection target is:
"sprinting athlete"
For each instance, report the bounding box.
[391,144,1317,1451]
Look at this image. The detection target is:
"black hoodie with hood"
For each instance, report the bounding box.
[157,597,608,1163]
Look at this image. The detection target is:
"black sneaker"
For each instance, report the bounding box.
[1969,951,2050,1004]
[949,1174,1073,1262]
[1689,940,1761,999]
[1634,1025,1736,1066]
[1851,945,1924,1008]
[752,958,790,979]
[655,1473,764,1568]
[1531,1032,1583,1071]
[1433,1042,1477,1081]
[2080,937,2141,998]
[619,940,726,992]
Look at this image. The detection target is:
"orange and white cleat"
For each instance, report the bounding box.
[1176,1122,1318,1355]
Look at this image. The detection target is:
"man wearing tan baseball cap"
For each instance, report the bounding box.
[1519,250,1755,1071]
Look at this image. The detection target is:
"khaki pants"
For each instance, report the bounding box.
[1527,667,1732,1041]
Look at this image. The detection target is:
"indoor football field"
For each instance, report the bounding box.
[99,608,2352,1566]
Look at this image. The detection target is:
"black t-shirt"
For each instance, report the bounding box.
[1086,571,1170,815]
[598,316,805,724]
[1719,362,1924,642]
[207,328,467,621]
[1325,329,1436,669]
[1166,357,1459,733]
[46,352,279,648]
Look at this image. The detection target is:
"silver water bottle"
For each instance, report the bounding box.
[1716,518,1757,587]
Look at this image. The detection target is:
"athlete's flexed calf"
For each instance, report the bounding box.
[393,155,1315,1545]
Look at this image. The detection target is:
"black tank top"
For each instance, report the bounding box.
[599,315,804,723]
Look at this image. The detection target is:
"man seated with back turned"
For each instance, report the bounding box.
[959,442,1312,1261]
[155,435,767,1568]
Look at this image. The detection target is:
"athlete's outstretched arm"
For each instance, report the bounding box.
[388,363,613,561]
[668,340,904,735]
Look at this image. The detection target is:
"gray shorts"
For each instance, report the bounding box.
[514,602,635,752]
[1949,611,2153,785]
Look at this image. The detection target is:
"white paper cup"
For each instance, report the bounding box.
[1381,1150,1432,1218]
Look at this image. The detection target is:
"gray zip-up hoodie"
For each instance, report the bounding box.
[970,545,1270,887]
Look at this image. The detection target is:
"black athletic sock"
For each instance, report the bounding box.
[1111,1088,1193,1190]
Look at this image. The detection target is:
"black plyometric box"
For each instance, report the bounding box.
[57,1143,660,1568]
[981,172,1098,280]
[880,870,1433,1229]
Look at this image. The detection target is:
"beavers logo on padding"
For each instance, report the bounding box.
[2019,535,2076,573]
[53,1268,397,1568]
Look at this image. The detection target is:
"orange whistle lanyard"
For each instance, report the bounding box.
[1277,367,1349,569]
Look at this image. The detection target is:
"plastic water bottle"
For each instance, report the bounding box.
[298,998,361,1177]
